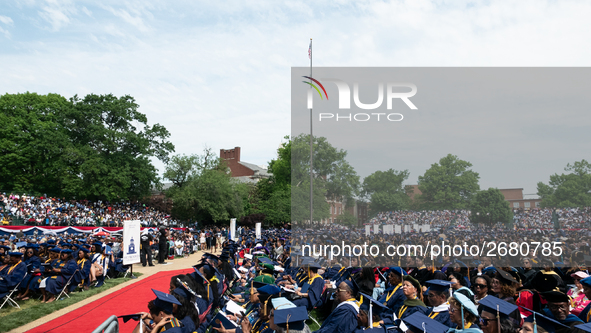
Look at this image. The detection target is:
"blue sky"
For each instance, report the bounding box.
[2,0,591,193]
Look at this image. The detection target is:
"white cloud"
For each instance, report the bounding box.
[0,15,14,25]
[37,0,77,31]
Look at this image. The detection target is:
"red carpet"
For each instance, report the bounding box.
[25,268,194,333]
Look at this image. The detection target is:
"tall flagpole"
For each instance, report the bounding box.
[309,38,313,227]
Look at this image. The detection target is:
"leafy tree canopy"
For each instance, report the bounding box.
[537,160,591,208]
[470,188,513,225]
[0,92,174,201]
[417,154,480,210]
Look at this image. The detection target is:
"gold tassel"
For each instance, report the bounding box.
[286,314,291,333]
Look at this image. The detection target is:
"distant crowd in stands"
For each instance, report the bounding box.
[369,207,591,229]
[0,193,178,227]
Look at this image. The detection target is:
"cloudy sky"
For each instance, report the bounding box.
[2,0,591,193]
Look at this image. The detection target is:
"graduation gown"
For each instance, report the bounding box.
[579,302,591,323]
[21,255,41,289]
[45,259,77,295]
[179,315,196,333]
[314,299,359,333]
[396,299,427,321]
[425,303,452,328]
[73,258,91,286]
[293,275,325,309]
[543,308,584,333]
[378,283,405,313]
[0,260,27,293]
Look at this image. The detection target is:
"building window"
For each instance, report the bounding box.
[513,202,520,208]
[329,218,332,224]
[339,207,342,214]
[535,201,540,207]
[524,202,530,208]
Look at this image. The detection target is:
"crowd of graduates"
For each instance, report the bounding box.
[8,225,591,332]
[97,226,591,333]
[0,234,133,305]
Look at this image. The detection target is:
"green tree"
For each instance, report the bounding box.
[247,138,292,226]
[470,188,513,225]
[290,134,359,222]
[67,94,174,200]
[537,160,591,208]
[417,154,480,210]
[164,148,247,224]
[0,92,74,196]
[338,210,358,227]
[362,169,411,216]
[0,92,173,200]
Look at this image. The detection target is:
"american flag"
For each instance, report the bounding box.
[308,40,312,59]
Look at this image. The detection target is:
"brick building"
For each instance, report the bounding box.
[498,188,541,209]
[220,147,270,183]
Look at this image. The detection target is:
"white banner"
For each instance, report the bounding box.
[365,225,370,236]
[123,220,141,265]
[422,224,430,232]
[255,222,262,239]
[384,225,394,235]
[404,225,410,233]
[413,223,419,231]
[373,224,379,234]
[230,218,237,241]
[395,225,401,234]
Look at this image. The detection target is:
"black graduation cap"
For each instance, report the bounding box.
[540,290,569,303]
[151,289,181,314]
[478,295,518,317]
[495,269,518,284]
[528,271,557,292]
[521,306,568,333]
[274,306,308,331]
[118,314,142,323]
[402,312,449,333]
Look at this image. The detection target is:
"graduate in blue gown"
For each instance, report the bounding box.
[579,276,591,323]
[72,247,91,291]
[133,289,184,333]
[396,276,427,324]
[423,279,454,328]
[16,245,40,299]
[313,280,359,333]
[539,291,585,332]
[377,267,406,314]
[0,252,27,294]
[43,248,78,302]
[292,262,325,310]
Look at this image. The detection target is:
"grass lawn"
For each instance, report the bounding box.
[0,273,142,333]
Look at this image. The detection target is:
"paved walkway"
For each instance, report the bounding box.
[10,249,220,333]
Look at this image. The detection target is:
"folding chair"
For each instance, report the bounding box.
[0,272,27,310]
[56,270,78,300]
